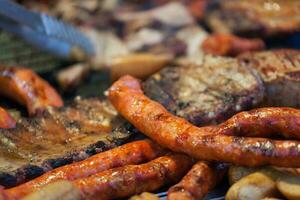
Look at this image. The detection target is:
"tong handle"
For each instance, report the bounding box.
[0,0,43,31]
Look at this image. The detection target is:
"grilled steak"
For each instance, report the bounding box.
[239,49,300,107]
[204,0,300,37]
[143,55,265,126]
[0,98,132,188]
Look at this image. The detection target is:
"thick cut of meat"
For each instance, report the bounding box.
[143,55,264,126]
[0,98,132,188]
[204,0,300,37]
[239,49,300,107]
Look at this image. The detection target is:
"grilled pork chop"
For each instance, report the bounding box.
[204,0,300,37]
[0,98,132,188]
[239,49,300,107]
[143,55,265,126]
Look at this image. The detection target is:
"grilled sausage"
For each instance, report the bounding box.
[0,66,63,116]
[108,76,300,167]
[6,140,165,199]
[202,33,265,56]
[0,107,16,129]
[167,162,227,200]
[74,154,193,200]
[217,107,300,140]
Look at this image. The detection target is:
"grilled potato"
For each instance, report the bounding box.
[276,175,300,200]
[226,171,280,200]
[110,53,172,81]
[129,192,160,200]
[228,166,259,185]
[21,181,82,200]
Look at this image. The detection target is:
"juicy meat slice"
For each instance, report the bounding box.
[109,75,300,167]
[73,154,193,200]
[0,107,16,129]
[167,162,227,200]
[0,66,63,116]
[5,140,165,199]
[204,0,300,37]
[0,98,131,188]
[143,55,264,126]
[202,33,265,56]
[238,49,300,107]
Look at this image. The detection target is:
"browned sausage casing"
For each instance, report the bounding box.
[6,140,165,199]
[108,76,300,167]
[202,33,265,56]
[217,107,300,140]
[0,66,63,116]
[167,162,227,200]
[0,107,16,129]
[74,154,193,200]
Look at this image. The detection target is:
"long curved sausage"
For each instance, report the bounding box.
[216,107,300,139]
[167,162,227,200]
[108,75,300,167]
[0,107,16,129]
[6,140,165,199]
[0,66,63,116]
[74,154,193,200]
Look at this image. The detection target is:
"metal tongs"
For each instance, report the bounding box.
[0,0,95,60]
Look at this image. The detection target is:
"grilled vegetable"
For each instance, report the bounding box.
[225,172,280,200]
[129,192,160,200]
[56,63,89,91]
[21,181,82,200]
[228,166,259,185]
[276,175,300,200]
[110,53,172,81]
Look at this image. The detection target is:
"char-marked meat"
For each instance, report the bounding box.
[239,49,300,107]
[204,0,300,37]
[143,55,264,126]
[0,98,132,188]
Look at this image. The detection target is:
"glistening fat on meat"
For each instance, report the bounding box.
[143,55,264,126]
[0,98,132,188]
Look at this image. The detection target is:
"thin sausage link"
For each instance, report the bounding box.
[74,154,193,200]
[217,107,300,139]
[6,140,166,199]
[167,161,228,200]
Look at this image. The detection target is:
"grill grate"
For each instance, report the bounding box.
[0,31,63,73]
